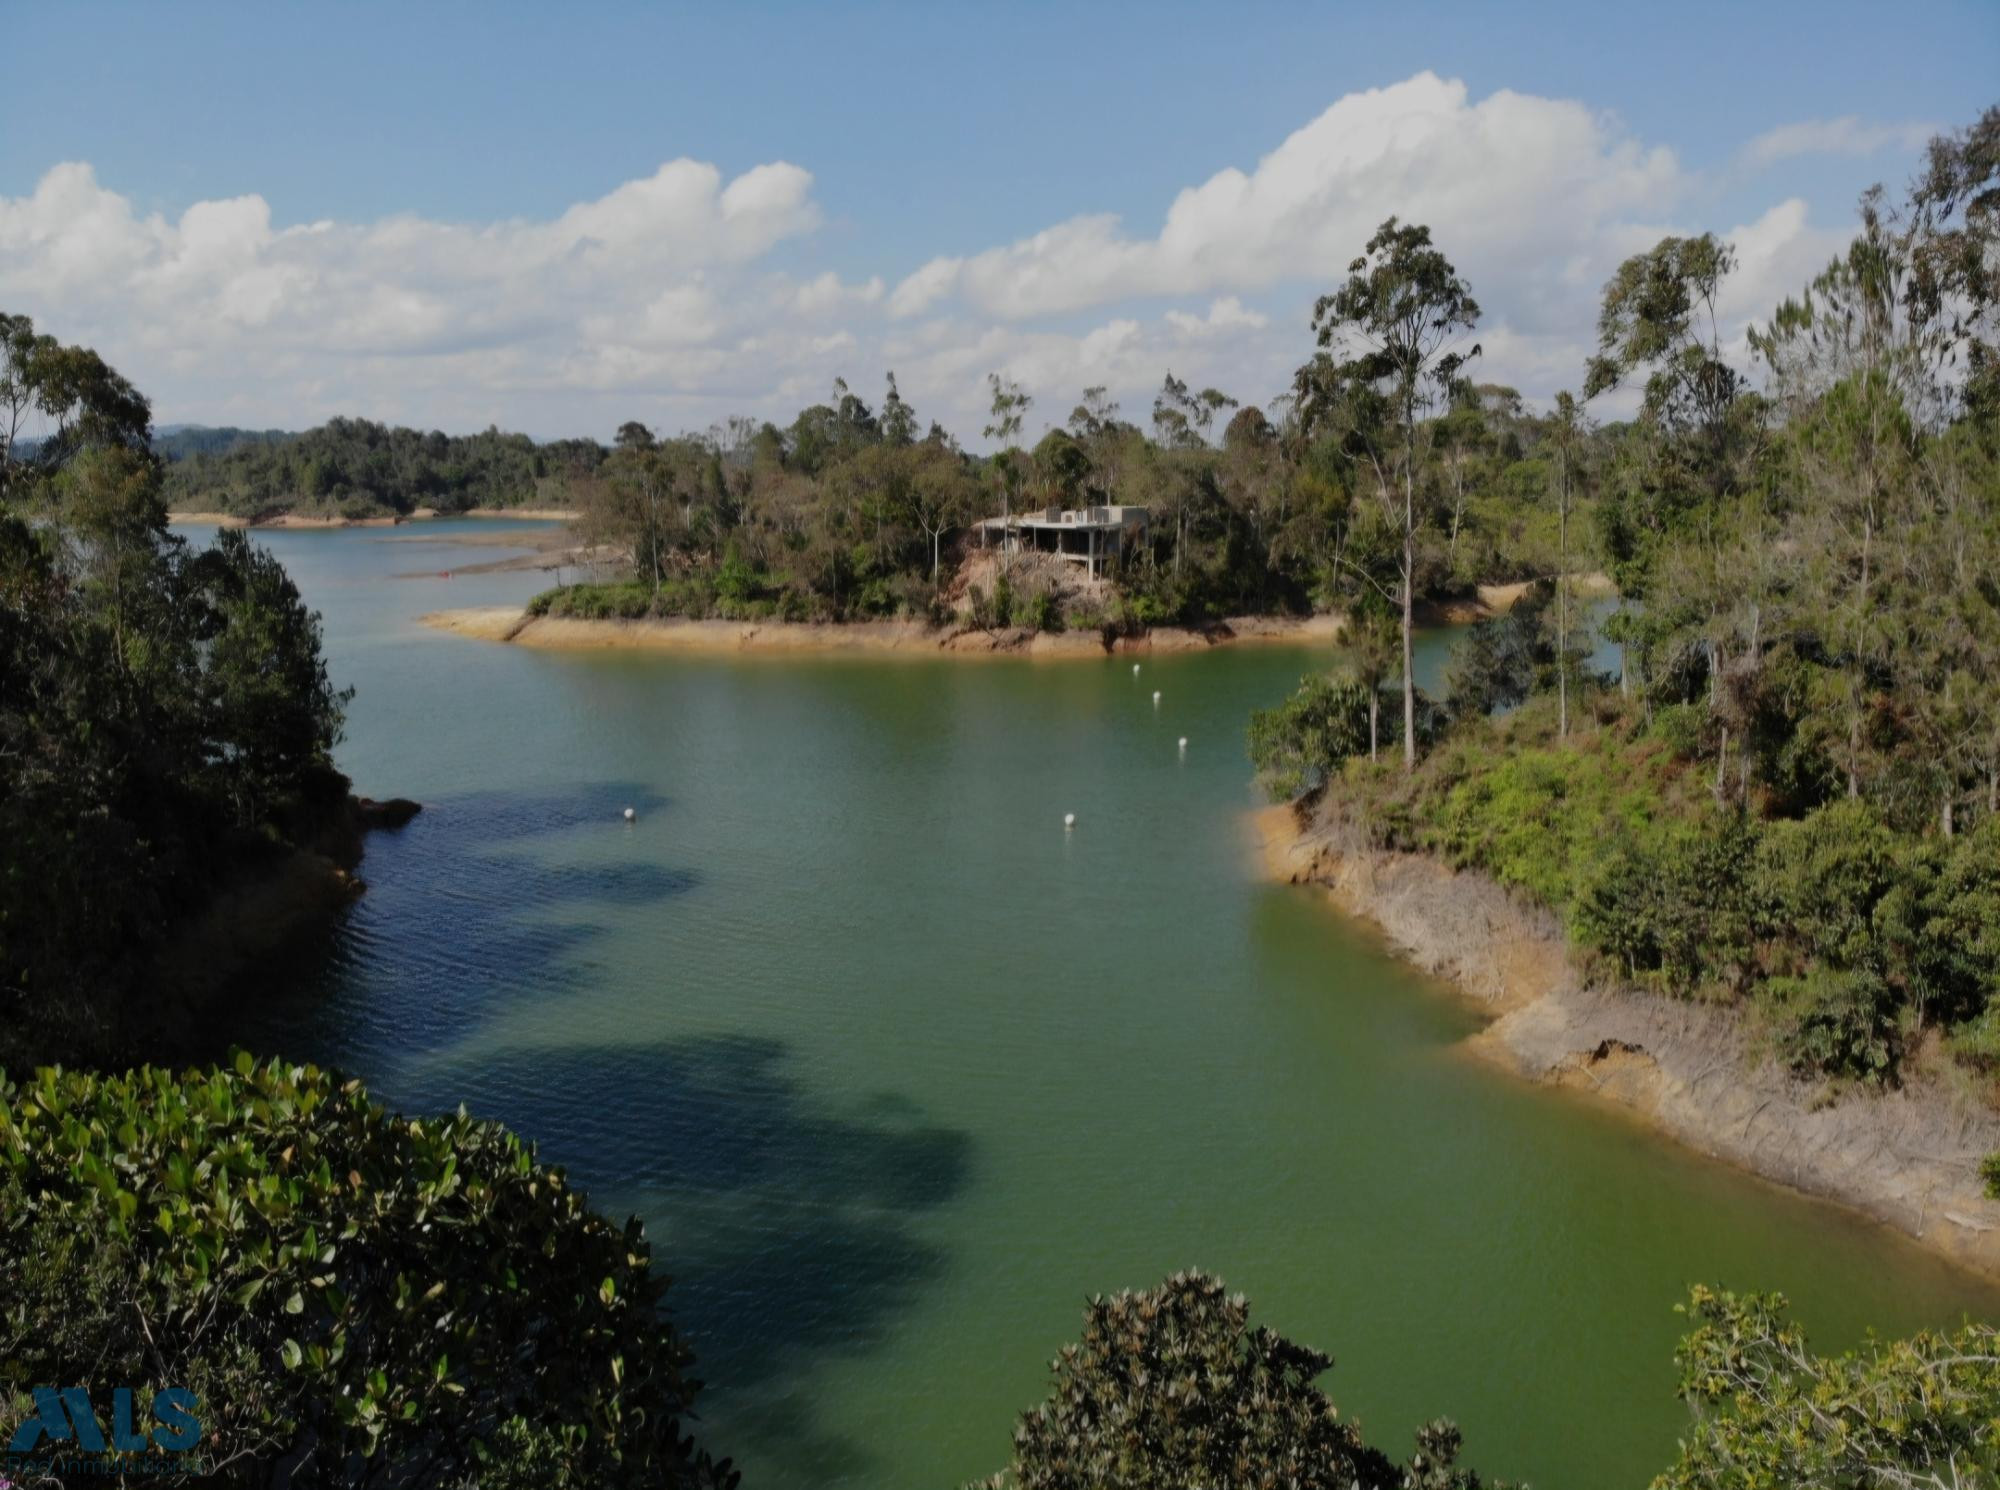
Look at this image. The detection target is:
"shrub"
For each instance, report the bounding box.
[970,1272,1493,1490]
[1761,966,1902,1083]
[0,1057,735,1488]
[1660,1284,2000,1488]
[1751,800,1907,973]
[1248,675,1373,800]
[1571,818,1756,994]
[713,543,760,605]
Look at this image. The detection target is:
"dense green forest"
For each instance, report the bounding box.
[157,381,1595,634]
[1252,110,2000,1094]
[160,417,607,519]
[536,363,1600,632]
[1,313,358,1061]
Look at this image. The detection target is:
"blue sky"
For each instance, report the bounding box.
[3,1,1994,440]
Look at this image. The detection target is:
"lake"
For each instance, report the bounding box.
[213,518,2000,1488]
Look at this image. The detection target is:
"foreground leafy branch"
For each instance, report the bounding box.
[0,1056,735,1488]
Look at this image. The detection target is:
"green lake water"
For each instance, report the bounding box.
[213,519,2000,1488]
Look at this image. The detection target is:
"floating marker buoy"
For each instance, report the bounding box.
[1152,690,1161,705]
[622,807,636,822]
[1178,737,1188,751]
[1132,663,1141,674]
[1064,813,1076,829]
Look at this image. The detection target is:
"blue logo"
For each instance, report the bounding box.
[6,1386,201,1472]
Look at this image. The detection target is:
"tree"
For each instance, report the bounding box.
[1311,218,1482,768]
[983,371,1032,519]
[0,316,357,1060]
[1,310,153,506]
[1545,391,1591,739]
[900,439,978,581]
[0,1057,738,1489]
[1249,674,1375,798]
[1433,386,1489,574]
[1345,608,1399,761]
[1066,385,1120,441]
[971,1272,1496,1490]
[1031,428,1091,510]
[1657,1284,2000,1489]
[881,370,918,446]
[1584,233,1748,497]
[1906,105,2000,423]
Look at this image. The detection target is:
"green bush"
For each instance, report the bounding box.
[1248,675,1374,800]
[0,1057,734,1487]
[1761,966,1903,1083]
[1982,1151,2000,1200]
[1571,818,1756,994]
[971,1272,1492,1490]
[1752,800,1908,973]
[1659,1284,2000,1488]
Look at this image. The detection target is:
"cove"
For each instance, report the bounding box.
[220,520,2000,1489]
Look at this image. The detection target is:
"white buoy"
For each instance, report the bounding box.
[622,807,636,822]
[1132,663,1141,675]
[1178,737,1188,751]
[1152,690,1162,706]
[1064,812,1076,829]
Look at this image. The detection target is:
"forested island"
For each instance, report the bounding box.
[3,101,1997,1489]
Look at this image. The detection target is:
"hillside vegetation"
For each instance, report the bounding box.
[1251,111,2000,1095]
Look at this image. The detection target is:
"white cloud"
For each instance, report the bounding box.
[890,72,1687,330]
[0,74,1896,444]
[1739,116,1935,171]
[1166,297,1270,340]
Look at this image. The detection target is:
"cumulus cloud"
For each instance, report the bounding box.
[0,73,1890,442]
[890,72,1687,331]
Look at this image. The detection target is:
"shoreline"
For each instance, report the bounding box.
[167,506,576,529]
[1251,802,2000,1281]
[419,606,1345,659]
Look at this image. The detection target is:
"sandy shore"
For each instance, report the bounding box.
[1252,803,2000,1279]
[1419,572,1618,624]
[420,606,1344,659]
[168,507,575,529]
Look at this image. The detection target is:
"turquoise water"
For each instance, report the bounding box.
[212,520,2000,1488]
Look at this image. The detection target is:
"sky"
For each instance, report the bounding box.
[3,0,1995,446]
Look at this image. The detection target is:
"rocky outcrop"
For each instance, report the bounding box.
[1256,805,2000,1279]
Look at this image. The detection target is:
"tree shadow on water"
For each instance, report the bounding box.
[214,782,698,1068]
[422,1032,973,1483]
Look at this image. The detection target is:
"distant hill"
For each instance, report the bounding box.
[153,425,296,461]
[158,415,607,519]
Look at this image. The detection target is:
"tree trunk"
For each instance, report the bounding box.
[1368,691,1378,763]
[1401,424,1416,771]
[1943,793,1955,839]
[1715,725,1729,802]
[1557,453,1568,739]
